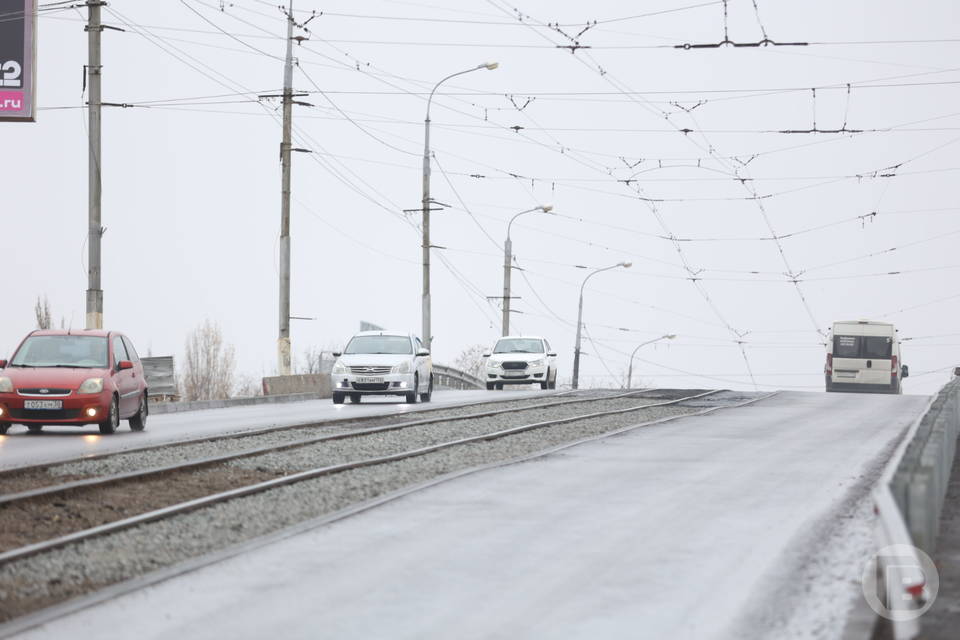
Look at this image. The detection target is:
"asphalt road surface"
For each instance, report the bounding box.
[12,391,931,640]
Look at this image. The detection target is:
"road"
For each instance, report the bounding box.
[0,389,552,470]
[10,391,931,640]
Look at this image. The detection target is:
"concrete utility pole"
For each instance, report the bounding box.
[421,62,498,351]
[572,262,632,390]
[277,0,294,375]
[501,205,552,336]
[85,0,104,330]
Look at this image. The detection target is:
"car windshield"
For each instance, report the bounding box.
[344,335,412,355]
[10,335,109,368]
[833,335,892,359]
[494,338,544,354]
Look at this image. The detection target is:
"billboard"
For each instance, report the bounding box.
[0,0,36,122]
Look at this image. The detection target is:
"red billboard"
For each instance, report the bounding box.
[0,0,36,122]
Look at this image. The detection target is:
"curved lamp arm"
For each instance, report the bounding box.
[426,62,499,122]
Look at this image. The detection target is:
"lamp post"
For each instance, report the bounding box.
[571,262,632,390]
[502,205,553,336]
[422,61,498,351]
[626,334,676,389]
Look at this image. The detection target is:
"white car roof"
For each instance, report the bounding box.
[496,336,546,341]
[351,331,415,338]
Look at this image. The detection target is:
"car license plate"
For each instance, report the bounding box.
[503,372,526,377]
[24,400,62,410]
[357,376,384,384]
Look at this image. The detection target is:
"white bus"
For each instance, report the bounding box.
[825,320,909,394]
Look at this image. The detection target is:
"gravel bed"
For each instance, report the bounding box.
[30,391,647,481]
[0,399,711,622]
[228,396,677,474]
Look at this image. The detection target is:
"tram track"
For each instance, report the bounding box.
[0,387,747,626]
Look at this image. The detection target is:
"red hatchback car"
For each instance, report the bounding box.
[0,330,149,435]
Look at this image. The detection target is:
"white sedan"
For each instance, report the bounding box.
[483,336,558,390]
[331,332,433,404]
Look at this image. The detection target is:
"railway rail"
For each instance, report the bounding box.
[0,387,764,629]
[0,388,713,565]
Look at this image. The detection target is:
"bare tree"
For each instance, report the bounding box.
[233,374,264,398]
[34,296,52,329]
[298,345,325,374]
[180,319,236,401]
[453,343,488,379]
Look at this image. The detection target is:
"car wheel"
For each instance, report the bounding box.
[486,382,495,391]
[405,375,419,404]
[350,393,362,404]
[129,392,148,432]
[540,369,550,390]
[99,396,119,434]
[419,375,433,403]
[332,392,345,404]
[27,424,43,434]
[548,374,557,390]
[0,422,9,435]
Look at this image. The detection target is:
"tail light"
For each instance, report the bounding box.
[825,353,833,374]
[892,355,898,376]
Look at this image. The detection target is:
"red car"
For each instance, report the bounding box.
[0,329,149,435]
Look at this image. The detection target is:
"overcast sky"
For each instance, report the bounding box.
[5,0,960,394]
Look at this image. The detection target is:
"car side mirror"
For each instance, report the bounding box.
[117,360,134,371]
[482,352,491,358]
[0,359,6,368]
[332,351,342,358]
[901,364,909,379]
[547,352,557,357]
[417,349,430,357]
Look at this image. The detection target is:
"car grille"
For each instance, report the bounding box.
[352,382,390,391]
[9,409,83,420]
[349,366,392,375]
[17,388,72,396]
[501,361,529,370]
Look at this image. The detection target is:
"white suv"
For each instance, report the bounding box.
[483,336,558,390]
[331,332,433,404]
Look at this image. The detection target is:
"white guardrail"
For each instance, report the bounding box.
[872,376,960,639]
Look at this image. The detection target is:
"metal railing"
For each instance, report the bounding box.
[433,364,485,390]
[873,376,960,639]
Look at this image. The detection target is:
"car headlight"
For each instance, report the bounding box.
[332,360,347,375]
[0,377,12,393]
[529,359,545,367]
[391,361,410,374]
[78,378,104,394]
[487,360,502,369]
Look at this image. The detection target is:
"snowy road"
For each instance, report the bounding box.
[0,389,552,470]
[11,391,931,640]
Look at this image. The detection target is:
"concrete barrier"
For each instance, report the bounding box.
[150,391,325,415]
[262,374,332,397]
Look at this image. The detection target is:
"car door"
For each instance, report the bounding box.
[111,336,137,416]
[544,339,557,379]
[415,337,429,391]
[122,335,146,397]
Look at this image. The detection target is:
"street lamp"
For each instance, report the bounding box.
[421,61,498,351]
[502,204,553,336]
[572,261,632,390]
[626,334,676,389]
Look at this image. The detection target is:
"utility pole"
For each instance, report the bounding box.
[501,236,512,336]
[499,205,551,336]
[85,0,104,330]
[277,0,294,375]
